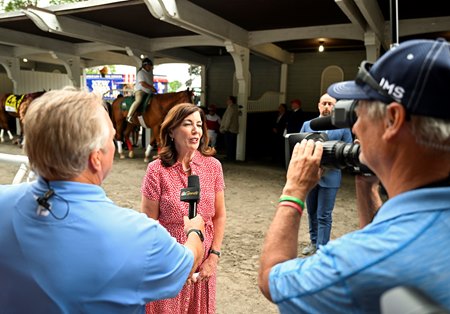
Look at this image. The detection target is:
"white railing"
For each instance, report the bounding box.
[247,91,282,113]
[0,153,35,184]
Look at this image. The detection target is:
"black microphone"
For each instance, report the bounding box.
[180,175,200,219]
[310,116,338,131]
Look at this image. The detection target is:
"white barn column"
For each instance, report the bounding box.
[279,63,288,104]
[364,32,381,63]
[200,64,206,106]
[54,53,81,87]
[0,57,21,136]
[0,57,20,93]
[226,41,250,162]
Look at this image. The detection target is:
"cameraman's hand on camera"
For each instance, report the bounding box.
[283,139,323,201]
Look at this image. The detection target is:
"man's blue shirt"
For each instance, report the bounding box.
[269,186,450,313]
[0,177,194,313]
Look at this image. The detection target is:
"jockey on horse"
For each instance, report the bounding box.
[126,57,156,123]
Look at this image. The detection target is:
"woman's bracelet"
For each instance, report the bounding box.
[279,201,303,216]
[209,249,221,258]
[279,195,305,210]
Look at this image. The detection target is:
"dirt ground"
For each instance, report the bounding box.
[0,141,360,314]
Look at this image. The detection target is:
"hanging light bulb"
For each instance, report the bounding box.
[318,41,325,52]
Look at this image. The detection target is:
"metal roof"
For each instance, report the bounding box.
[0,0,449,68]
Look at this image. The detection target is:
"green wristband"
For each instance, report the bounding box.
[279,195,305,209]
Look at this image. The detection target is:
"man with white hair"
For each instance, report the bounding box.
[0,87,205,312]
[259,38,450,313]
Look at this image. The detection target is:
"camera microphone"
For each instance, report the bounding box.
[310,116,339,131]
[180,175,200,219]
[310,100,358,131]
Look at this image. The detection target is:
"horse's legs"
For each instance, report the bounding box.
[116,140,125,159]
[18,136,25,149]
[120,123,135,159]
[125,137,135,159]
[114,114,127,159]
[144,144,153,163]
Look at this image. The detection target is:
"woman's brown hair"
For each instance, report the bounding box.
[158,103,216,167]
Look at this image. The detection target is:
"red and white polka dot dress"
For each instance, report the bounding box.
[142,150,225,314]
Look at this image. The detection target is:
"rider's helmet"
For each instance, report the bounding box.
[142,58,153,67]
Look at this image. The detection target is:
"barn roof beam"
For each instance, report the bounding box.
[144,0,294,64]
[249,24,363,46]
[22,6,155,56]
[0,27,134,67]
[150,35,223,52]
[396,16,450,37]
[352,0,387,48]
[334,0,367,33]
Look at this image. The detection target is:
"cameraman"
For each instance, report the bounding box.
[258,38,450,313]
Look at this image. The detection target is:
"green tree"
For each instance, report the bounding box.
[168,80,182,92]
[185,65,201,88]
[1,0,84,12]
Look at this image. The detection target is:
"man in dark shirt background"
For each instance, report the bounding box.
[286,98,305,134]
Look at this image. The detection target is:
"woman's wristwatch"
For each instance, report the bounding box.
[209,249,221,258]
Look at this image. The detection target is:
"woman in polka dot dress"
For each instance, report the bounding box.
[141,103,226,314]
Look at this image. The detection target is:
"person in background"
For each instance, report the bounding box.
[0,87,205,312]
[127,57,156,123]
[286,98,305,134]
[141,103,226,314]
[299,93,353,255]
[258,38,450,313]
[271,103,289,166]
[206,104,221,148]
[220,95,239,161]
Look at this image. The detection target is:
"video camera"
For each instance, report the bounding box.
[284,100,373,176]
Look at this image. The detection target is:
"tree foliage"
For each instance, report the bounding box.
[185,65,201,88]
[168,80,182,92]
[1,0,84,12]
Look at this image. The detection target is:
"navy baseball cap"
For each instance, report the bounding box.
[327,38,450,120]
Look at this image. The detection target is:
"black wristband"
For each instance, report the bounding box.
[186,229,204,242]
[209,249,221,257]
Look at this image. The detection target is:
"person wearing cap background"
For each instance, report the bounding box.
[205,104,221,148]
[258,38,450,313]
[127,57,157,123]
[286,98,306,134]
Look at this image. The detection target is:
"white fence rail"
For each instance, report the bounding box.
[247,91,282,113]
[0,153,35,184]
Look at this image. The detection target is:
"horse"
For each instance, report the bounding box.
[0,91,46,146]
[110,89,194,162]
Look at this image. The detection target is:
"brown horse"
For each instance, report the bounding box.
[0,91,45,146]
[110,89,194,162]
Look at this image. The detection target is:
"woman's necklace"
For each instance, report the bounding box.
[183,167,191,173]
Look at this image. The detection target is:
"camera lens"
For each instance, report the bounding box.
[322,141,360,169]
[285,132,373,175]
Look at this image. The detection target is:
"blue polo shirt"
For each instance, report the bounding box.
[0,177,194,313]
[269,186,450,313]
